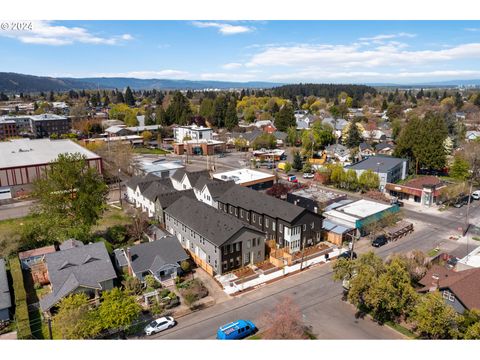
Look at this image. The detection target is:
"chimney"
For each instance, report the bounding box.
[153,232,157,241]
[125,248,133,276]
[430,274,440,291]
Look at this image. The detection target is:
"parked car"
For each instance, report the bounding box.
[302,172,314,179]
[288,175,298,183]
[472,191,480,200]
[144,316,176,336]
[372,235,388,248]
[338,250,357,260]
[216,320,257,340]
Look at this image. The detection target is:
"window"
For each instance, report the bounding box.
[279,224,283,233]
[236,256,241,267]
[259,217,262,225]
[246,213,250,221]
[272,222,276,231]
[311,222,315,229]
[240,209,244,217]
[214,248,217,253]
[265,218,269,228]
[253,214,256,222]
[236,243,240,252]
[303,224,306,231]
[252,238,256,247]
[223,261,228,270]
[230,206,233,214]
[235,208,238,216]
[225,244,230,254]
[443,290,455,302]
[215,260,217,267]
[247,240,251,249]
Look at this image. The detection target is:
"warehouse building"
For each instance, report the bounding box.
[0,139,102,198]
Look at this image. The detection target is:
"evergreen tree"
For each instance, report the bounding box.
[292,151,303,171]
[212,95,228,127]
[116,91,125,104]
[454,92,464,109]
[166,91,192,125]
[225,100,239,130]
[155,106,167,126]
[274,104,296,132]
[381,99,388,111]
[48,91,55,102]
[199,98,214,123]
[345,121,363,148]
[416,88,424,100]
[124,86,135,106]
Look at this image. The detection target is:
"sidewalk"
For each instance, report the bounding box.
[0,199,36,210]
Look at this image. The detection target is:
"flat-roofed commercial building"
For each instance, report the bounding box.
[213,168,275,190]
[29,114,71,138]
[0,139,102,196]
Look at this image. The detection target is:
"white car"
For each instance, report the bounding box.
[144,316,176,336]
[303,172,314,179]
[472,191,480,200]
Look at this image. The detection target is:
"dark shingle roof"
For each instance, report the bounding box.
[206,180,236,199]
[171,169,210,188]
[165,196,263,247]
[217,185,305,223]
[126,173,160,191]
[142,179,175,202]
[346,155,406,173]
[40,242,116,311]
[359,142,373,151]
[0,258,12,311]
[156,189,195,209]
[129,236,189,275]
[419,265,480,311]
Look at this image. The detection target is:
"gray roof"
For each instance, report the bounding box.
[40,242,117,311]
[125,173,161,191]
[375,142,394,151]
[206,180,236,199]
[322,117,348,131]
[165,196,263,247]
[128,236,189,275]
[274,131,287,141]
[0,258,12,311]
[59,239,84,251]
[113,249,129,267]
[145,224,170,241]
[171,169,211,188]
[359,142,373,151]
[156,189,195,209]
[241,129,263,143]
[142,179,175,202]
[346,155,407,174]
[218,185,306,223]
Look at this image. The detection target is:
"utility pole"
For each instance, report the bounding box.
[118,168,123,208]
[300,233,306,271]
[47,318,53,340]
[347,231,356,260]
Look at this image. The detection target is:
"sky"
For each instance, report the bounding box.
[1,20,480,84]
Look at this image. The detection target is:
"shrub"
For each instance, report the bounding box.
[106,225,128,245]
[144,275,161,290]
[122,276,143,295]
[9,257,32,339]
[149,300,164,316]
[159,289,170,298]
[183,291,198,309]
[180,260,191,273]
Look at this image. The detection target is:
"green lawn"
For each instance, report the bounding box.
[133,147,169,155]
[385,321,417,339]
[427,248,440,257]
[94,206,133,232]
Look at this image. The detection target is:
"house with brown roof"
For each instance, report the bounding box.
[418,265,480,314]
[385,176,446,207]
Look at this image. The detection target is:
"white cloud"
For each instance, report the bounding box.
[0,21,133,46]
[222,62,243,70]
[244,42,480,69]
[92,70,189,79]
[358,32,416,42]
[465,28,480,32]
[198,72,257,81]
[192,21,254,35]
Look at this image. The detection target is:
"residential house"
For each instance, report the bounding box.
[0,258,11,322]
[375,142,395,156]
[418,265,480,314]
[345,155,408,191]
[170,169,210,191]
[39,242,117,313]
[165,196,266,275]
[144,224,171,242]
[466,131,480,141]
[217,185,323,253]
[273,131,287,147]
[325,143,351,164]
[362,129,386,142]
[192,176,235,208]
[154,189,196,226]
[125,173,165,208]
[358,142,375,159]
[105,125,131,137]
[114,235,189,286]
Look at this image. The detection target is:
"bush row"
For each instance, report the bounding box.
[9,258,32,339]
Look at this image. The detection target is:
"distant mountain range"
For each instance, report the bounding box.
[1,71,479,93]
[0,72,281,92]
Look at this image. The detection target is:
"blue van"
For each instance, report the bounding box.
[216,320,257,340]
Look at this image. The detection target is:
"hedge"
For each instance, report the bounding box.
[9,257,32,339]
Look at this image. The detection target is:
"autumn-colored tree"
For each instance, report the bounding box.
[260,296,306,339]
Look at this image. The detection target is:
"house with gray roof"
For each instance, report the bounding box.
[0,258,12,322]
[154,189,196,226]
[217,185,323,253]
[39,242,116,313]
[171,169,210,191]
[346,155,408,191]
[325,144,351,163]
[114,235,189,286]
[165,196,266,275]
[192,176,235,208]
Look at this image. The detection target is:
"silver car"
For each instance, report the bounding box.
[144,316,176,336]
